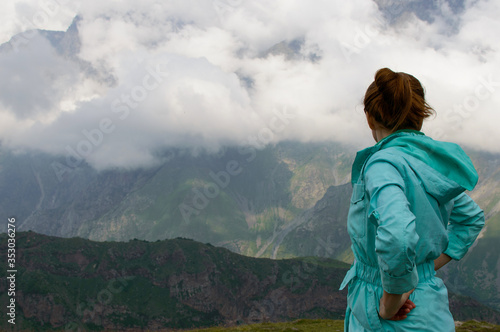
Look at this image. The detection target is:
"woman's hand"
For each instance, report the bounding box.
[379,289,416,320]
[385,298,416,321]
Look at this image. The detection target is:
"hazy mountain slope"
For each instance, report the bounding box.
[374,0,465,26]
[271,183,352,261]
[438,149,500,311]
[0,142,353,256]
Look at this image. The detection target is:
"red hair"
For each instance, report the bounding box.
[364,68,434,131]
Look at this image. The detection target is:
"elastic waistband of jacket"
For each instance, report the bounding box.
[351,260,435,286]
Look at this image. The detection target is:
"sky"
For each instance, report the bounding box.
[0,0,499,170]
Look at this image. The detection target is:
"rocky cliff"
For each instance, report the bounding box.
[0,232,349,331]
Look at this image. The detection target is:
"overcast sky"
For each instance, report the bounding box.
[0,0,499,170]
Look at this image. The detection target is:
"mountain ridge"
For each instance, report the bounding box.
[0,231,350,331]
[1,231,500,331]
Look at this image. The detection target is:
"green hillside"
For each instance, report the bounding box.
[1,232,499,331]
[0,232,350,331]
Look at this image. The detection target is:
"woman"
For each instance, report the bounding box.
[339,68,485,331]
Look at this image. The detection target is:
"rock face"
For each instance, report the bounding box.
[1,232,500,330]
[272,183,352,260]
[0,142,354,256]
[448,293,500,324]
[0,232,349,331]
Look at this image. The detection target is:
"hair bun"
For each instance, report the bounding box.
[363,67,434,131]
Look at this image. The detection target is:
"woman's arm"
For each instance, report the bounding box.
[365,159,419,295]
[434,253,452,271]
[364,158,420,320]
[444,193,484,261]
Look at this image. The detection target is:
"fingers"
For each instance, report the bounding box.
[390,307,410,321]
[388,299,416,321]
[400,300,416,310]
[401,300,416,312]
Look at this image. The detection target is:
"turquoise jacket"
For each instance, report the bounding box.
[340,130,485,331]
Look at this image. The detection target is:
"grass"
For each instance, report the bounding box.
[188,319,344,331]
[184,319,500,332]
[456,320,500,331]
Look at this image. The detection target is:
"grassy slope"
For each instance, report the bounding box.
[187,319,500,332]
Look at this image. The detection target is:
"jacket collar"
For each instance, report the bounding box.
[351,130,425,184]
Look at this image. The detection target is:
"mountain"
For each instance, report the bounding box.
[0,16,117,90]
[373,0,465,26]
[438,149,500,312]
[1,232,499,331]
[0,231,350,331]
[2,140,500,317]
[265,183,352,261]
[1,4,499,327]
[0,141,353,253]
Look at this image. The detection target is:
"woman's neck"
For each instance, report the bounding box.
[372,127,393,143]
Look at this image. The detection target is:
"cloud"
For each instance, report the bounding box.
[0,32,80,119]
[0,0,499,170]
[0,0,78,44]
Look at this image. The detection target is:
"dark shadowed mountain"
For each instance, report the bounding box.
[0,231,350,331]
[1,231,499,331]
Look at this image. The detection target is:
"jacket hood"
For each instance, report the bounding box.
[352,130,479,203]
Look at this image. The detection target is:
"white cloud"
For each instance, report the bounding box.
[0,33,80,118]
[0,0,78,44]
[0,0,499,170]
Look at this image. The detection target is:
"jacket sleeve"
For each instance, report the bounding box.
[365,158,419,294]
[444,192,485,260]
